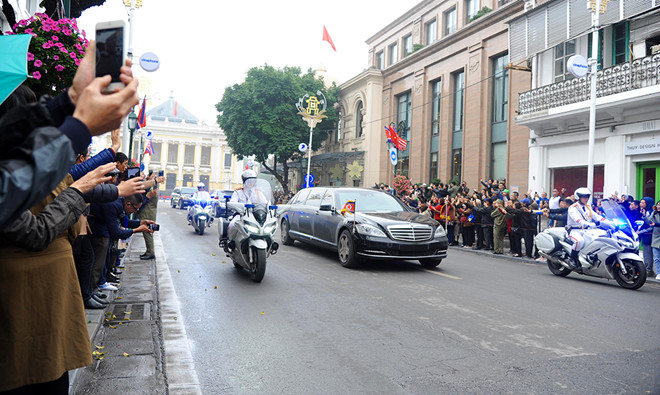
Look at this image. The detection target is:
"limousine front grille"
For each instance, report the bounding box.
[387,224,433,242]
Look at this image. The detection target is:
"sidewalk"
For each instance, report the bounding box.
[70,233,201,394]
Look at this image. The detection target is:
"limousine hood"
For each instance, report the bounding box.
[357,211,438,226]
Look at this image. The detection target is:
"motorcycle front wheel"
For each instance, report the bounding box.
[613,259,646,290]
[250,248,266,283]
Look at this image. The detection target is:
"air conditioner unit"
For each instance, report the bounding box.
[652,44,660,55]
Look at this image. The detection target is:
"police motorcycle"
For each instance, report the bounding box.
[218,179,279,282]
[535,199,646,290]
[187,187,214,236]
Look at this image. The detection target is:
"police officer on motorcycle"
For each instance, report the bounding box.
[566,187,608,270]
[188,182,210,224]
[220,170,264,250]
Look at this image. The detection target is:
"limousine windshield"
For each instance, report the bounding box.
[335,189,406,213]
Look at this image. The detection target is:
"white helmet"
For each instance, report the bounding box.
[241,169,257,183]
[197,182,205,190]
[574,187,591,201]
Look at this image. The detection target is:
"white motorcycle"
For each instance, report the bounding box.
[535,199,646,290]
[217,179,279,282]
[187,191,214,236]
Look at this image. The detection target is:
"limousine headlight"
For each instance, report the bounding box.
[434,226,446,238]
[356,223,387,238]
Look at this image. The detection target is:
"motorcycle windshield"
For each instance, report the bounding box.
[600,199,635,239]
[244,179,273,206]
[195,191,211,207]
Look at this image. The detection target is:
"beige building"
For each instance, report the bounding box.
[140,96,243,193]
[330,0,532,191]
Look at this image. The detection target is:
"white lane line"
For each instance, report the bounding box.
[420,268,462,280]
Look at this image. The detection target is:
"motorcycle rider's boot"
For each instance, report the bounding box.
[570,250,582,272]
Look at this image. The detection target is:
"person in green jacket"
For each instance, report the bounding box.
[491,199,509,254]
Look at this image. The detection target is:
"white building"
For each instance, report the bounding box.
[510,0,660,200]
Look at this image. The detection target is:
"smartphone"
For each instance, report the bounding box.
[126,166,140,179]
[148,224,160,231]
[158,170,164,177]
[95,20,126,93]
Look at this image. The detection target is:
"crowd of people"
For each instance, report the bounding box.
[0,41,162,393]
[380,178,660,279]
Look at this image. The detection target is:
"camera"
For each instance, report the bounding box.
[148,223,160,231]
[105,169,120,177]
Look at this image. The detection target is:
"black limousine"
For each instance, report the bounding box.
[278,187,448,268]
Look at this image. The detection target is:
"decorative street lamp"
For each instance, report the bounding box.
[127,110,138,160]
[296,91,327,188]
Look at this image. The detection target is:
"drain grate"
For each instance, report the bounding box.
[104,303,151,324]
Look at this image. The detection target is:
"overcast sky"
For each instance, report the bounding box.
[77,0,419,124]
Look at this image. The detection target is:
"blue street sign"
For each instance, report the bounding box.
[389,147,398,166]
[304,173,315,187]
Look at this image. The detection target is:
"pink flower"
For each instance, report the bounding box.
[51,35,59,41]
[53,55,59,60]
[74,59,80,66]
[42,25,51,32]
[55,64,65,72]
[75,43,82,51]
[55,42,64,48]
[33,59,42,67]
[27,52,34,61]
[62,28,71,36]
[33,71,41,80]
[69,52,77,59]
[59,47,68,54]
[25,28,33,34]
[42,42,52,49]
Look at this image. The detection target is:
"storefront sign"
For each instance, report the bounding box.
[625,139,660,155]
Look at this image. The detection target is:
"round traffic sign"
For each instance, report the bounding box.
[389,147,398,166]
[144,130,153,140]
[299,143,308,152]
[304,173,315,186]
[139,52,160,72]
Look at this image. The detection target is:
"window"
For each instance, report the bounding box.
[492,54,508,124]
[167,143,178,165]
[224,153,232,168]
[201,146,211,166]
[430,153,438,183]
[376,51,384,69]
[613,22,629,65]
[320,191,334,207]
[452,71,464,182]
[306,188,325,208]
[431,80,442,136]
[336,111,342,142]
[491,54,509,181]
[466,0,479,23]
[444,8,456,36]
[554,40,575,82]
[426,20,437,45]
[389,42,398,66]
[292,188,311,205]
[355,101,364,138]
[184,145,195,165]
[151,142,161,162]
[452,71,464,134]
[403,35,413,57]
[399,157,410,178]
[397,92,411,141]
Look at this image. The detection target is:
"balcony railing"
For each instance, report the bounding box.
[518,54,660,116]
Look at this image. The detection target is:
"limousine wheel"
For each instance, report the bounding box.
[338,230,360,268]
[419,258,442,268]
[280,220,294,246]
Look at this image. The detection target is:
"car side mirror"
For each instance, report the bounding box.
[319,204,333,212]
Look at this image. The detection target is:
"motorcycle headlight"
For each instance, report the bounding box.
[244,222,260,234]
[356,223,387,238]
[434,226,446,238]
[263,222,277,234]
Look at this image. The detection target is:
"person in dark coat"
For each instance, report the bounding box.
[639,197,655,276]
[543,198,570,228]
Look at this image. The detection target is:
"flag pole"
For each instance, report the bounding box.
[306,124,313,188]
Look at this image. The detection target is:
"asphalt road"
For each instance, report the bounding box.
[157,202,660,394]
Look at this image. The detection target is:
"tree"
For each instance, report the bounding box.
[40,0,107,19]
[216,65,339,194]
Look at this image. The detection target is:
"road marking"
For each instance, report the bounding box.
[420,268,461,280]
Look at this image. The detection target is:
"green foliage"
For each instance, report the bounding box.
[431,178,442,185]
[413,44,425,53]
[216,65,339,193]
[469,6,492,23]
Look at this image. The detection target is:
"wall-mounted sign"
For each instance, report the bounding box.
[567,55,588,78]
[625,139,660,156]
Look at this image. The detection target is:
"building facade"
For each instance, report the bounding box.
[140,97,243,193]
[510,0,660,199]
[333,0,531,192]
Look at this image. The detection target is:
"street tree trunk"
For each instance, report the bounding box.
[261,159,290,195]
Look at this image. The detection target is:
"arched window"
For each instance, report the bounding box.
[355,101,364,138]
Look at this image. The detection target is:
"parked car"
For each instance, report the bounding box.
[278,187,448,268]
[210,189,235,218]
[171,187,197,209]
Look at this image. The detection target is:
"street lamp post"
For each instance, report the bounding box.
[127,110,138,161]
[587,0,602,204]
[121,0,143,157]
[296,91,327,188]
